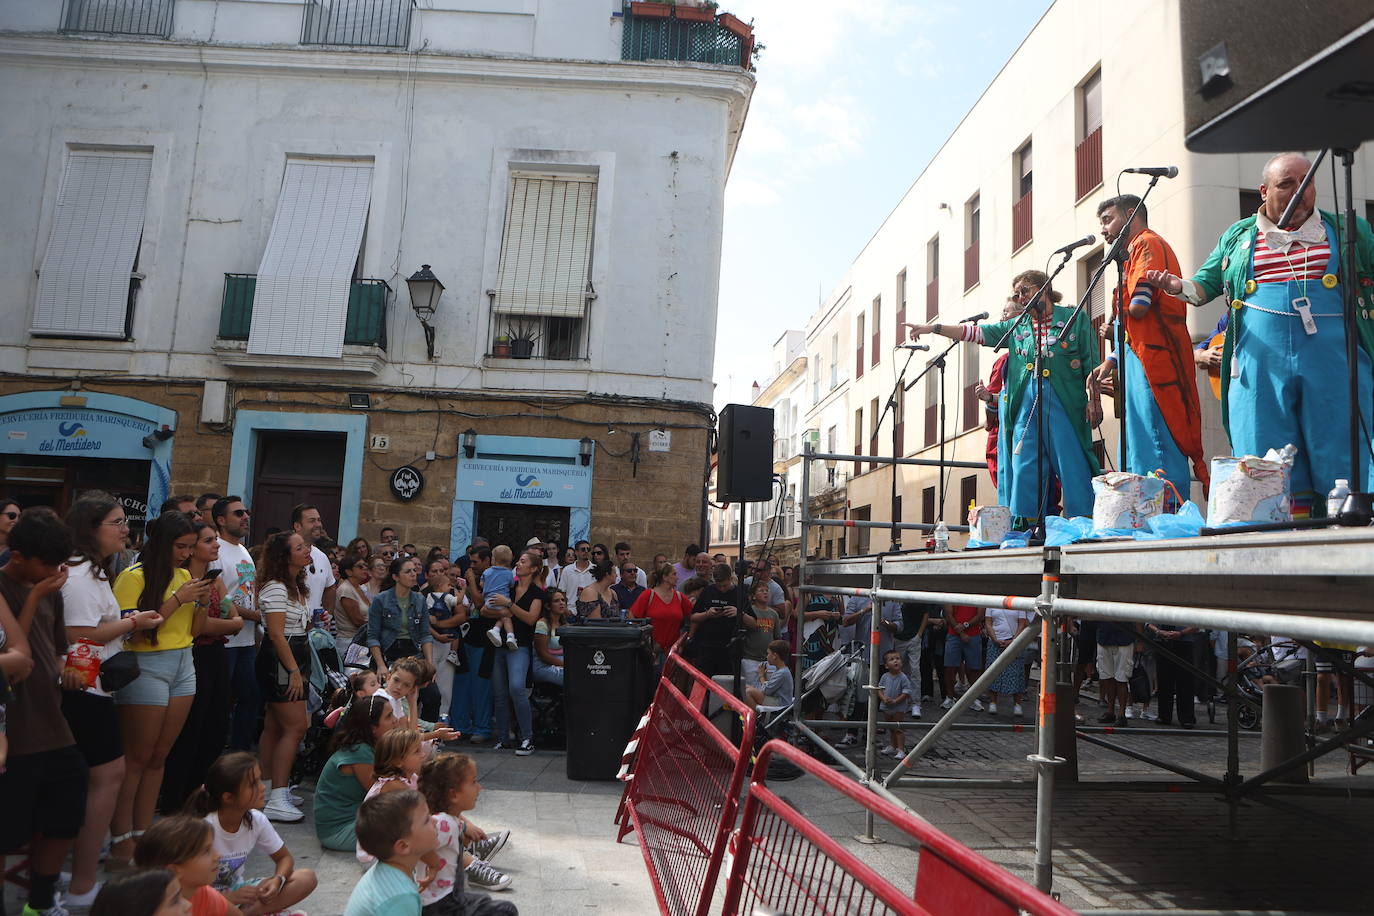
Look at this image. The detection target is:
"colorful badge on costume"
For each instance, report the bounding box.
[1321,274,1338,289]
[1244,280,1257,295]
[1070,358,1081,369]
[1240,236,1251,250]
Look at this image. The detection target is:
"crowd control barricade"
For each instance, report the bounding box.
[721,740,1078,916]
[616,650,757,916]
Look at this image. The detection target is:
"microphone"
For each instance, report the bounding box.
[898,344,931,351]
[1123,166,1178,179]
[1051,234,1096,255]
[961,311,989,322]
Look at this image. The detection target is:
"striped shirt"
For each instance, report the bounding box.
[1252,232,1329,284]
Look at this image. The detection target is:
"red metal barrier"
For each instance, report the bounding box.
[722,741,1078,916]
[618,651,757,916]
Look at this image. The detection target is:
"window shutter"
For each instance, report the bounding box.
[33,151,152,338]
[494,172,597,319]
[248,159,373,358]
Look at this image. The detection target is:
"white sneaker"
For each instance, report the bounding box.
[971,699,985,712]
[940,697,953,710]
[911,704,922,719]
[267,782,305,806]
[1124,705,1136,719]
[987,702,998,715]
[1013,703,1024,718]
[487,627,504,647]
[263,788,304,824]
[505,632,518,650]
[515,738,535,756]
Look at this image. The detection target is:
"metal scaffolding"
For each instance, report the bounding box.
[793,443,1374,896]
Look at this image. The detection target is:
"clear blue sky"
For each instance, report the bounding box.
[714,0,1053,409]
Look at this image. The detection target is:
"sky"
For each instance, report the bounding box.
[713,0,1053,410]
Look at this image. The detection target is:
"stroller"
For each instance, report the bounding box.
[1230,638,1304,730]
[291,626,350,786]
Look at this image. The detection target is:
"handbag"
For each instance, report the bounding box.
[1128,655,1152,703]
[100,650,141,693]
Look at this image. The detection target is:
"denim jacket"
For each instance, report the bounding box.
[366,588,433,651]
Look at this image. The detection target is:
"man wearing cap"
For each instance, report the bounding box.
[1146,152,1374,516]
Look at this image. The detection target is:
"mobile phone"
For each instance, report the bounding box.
[202,568,223,582]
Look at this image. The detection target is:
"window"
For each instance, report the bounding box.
[894,384,906,456]
[826,425,836,454]
[830,333,839,388]
[871,296,882,367]
[61,0,175,37]
[961,342,981,431]
[921,486,935,526]
[1239,189,1263,219]
[1076,68,1103,200]
[248,158,374,358]
[1013,140,1033,251]
[959,475,978,517]
[33,148,152,339]
[924,372,938,448]
[491,171,598,360]
[896,269,908,339]
[853,407,864,472]
[855,313,865,379]
[869,397,880,472]
[1081,250,1107,349]
[813,354,822,404]
[851,505,871,555]
[301,0,413,48]
[964,194,980,291]
[926,236,940,320]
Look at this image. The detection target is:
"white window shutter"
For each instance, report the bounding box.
[33,151,152,338]
[248,159,373,358]
[494,173,596,319]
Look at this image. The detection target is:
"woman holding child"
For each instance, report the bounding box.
[484,549,544,756]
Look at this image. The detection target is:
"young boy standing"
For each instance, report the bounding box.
[878,650,913,758]
[346,790,440,916]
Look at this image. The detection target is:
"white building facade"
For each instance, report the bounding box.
[0,0,754,556]
[795,0,1374,554]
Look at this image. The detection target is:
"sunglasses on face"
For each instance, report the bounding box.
[232,508,251,517]
[1,511,18,520]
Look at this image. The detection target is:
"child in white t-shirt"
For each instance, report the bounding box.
[416,752,514,914]
[189,752,317,916]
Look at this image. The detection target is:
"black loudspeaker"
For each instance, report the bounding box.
[717,404,774,503]
[1181,2,1374,153]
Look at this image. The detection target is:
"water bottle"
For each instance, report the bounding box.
[1326,478,1351,522]
[934,521,950,553]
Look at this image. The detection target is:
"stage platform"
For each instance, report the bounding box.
[804,526,1374,618]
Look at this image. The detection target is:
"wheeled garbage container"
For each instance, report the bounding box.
[559,620,655,780]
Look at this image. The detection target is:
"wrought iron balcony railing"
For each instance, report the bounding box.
[301,0,413,48]
[61,0,174,37]
[218,273,389,349]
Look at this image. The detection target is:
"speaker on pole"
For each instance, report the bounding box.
[717,404,774,503]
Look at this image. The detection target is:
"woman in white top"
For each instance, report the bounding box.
[60,494,163,908]
[335,553,371,660]
[255,532,313,823]
[366,556,389,602]
[985,605,1031,717]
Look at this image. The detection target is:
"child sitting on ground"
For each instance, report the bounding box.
[482,546,518,650]
[327,669,381,729]
[90,868,189,916]
[877,649,913,759]
[418,753,516,909]
[345,790,439,916]
[358,728,428,865]
[187,751,318,916]
[744,640,795,711]
[135,815,240,916]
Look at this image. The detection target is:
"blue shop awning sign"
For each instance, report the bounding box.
[456,456,591,508]
[0,407,164,460]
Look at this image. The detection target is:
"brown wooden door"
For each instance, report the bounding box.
[250,432,344,545]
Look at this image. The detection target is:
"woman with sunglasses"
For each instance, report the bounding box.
[0,497,18,567]
[336,553,372,660]
[109,510,214,869]
[59,494,164,908]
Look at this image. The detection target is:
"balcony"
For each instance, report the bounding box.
[621,2,753,69]
[963,240,980,291]
[1012,190,1033,252]
[1075,126,1103,201]
[773,436,794,463]
[301,0,412,48]
[216,274,389,372]
[61,0,174,37]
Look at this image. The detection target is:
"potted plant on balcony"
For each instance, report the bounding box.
[628,1,672,18]
[506,320,539,359]
[492,333,511,358]
[673,1,717,23]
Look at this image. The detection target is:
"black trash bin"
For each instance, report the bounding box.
[559,620,655,780]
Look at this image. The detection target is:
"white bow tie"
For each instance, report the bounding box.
[1263,223,1324,254]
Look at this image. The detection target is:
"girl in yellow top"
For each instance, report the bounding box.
[108,510,214,869]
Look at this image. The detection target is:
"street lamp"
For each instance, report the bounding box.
[405,264,445,360]
[461,428,477,459]
[579,436,594,466]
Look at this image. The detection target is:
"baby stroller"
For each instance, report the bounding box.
[292,625,349,786]
[1230,639,1304,730]
[757,644,866,762]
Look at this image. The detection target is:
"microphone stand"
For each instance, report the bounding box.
[902,337,964,533]
[1332,148,1373,522]
[876,346,921,552]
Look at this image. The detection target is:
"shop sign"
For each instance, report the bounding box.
[0,408,161,461]
[389,465,424,501]
[455,456,592,508]
[648,429,671,452]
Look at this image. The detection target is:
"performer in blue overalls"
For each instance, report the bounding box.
[905,270,1101,524]
[1148,153,1374,516]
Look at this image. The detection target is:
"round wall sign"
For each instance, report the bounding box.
[389,465,424,501]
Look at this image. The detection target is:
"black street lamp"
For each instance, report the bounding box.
[406,264,445,359]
